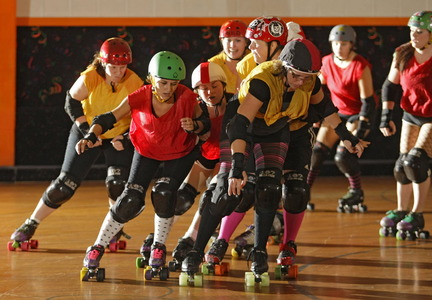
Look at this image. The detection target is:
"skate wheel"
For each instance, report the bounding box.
[96,268,105,282]
[359,204,367,213]
[144,266,153,281]
[261,272,270,286]
[407,231,416,241]
[7,241,16,251]
[336,206,344,213]
[231,247,241,259]
[419,231,430,239]
[179,272,188,286]
[118,240,127,250]
[245,272,255,287]
[396,231,406,240]
[222,262,230,273]
[288,265,298,279]
[136,257,146,268]
[20,241,30,251]
[201,264,210,275]
[168,261,177,272]
[274,265,282,280]
[379,227,389,237]
[160,267,169,281]
[307,202,315,211]
[80,267,89,281]
[193,274,203,287]
[29,239,39,249]
[214,264,224,276]
[108,242,118,253]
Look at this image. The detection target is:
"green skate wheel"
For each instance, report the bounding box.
[261,272,270,286]
[245,272,255,287]
[179,272,188,286]
[396,231,406,240]
[193,274,203,287]
[136,257,145,268]
[274,265,282,280]
[201,263,210,275]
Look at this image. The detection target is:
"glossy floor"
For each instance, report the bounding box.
[1,176,431,300]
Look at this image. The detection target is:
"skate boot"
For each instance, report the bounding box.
[203,239,229,275]
[337,188,367,213]
[275,241,298,279]
[136,233,154,268]
[107,229,131,252]
[379,210,407,237]
[231,225,255,259]
[245,248,270,287]
[396,212,430,241]
[143,242,169,281]
[80,245,105,282]
[169,236,194,272]
[268,211,284,245]
[8,218,39,251]
[179,249,204,287]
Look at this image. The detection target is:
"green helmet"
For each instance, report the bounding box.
[329,24,356,43]
[408,11,432,31]
[148,51,186,80]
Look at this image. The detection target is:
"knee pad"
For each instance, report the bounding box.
[209,172,241,217]
[394,153,411,184]
[111,183,145,223]
[282,172,309,213]
[198,183,216,214]
[334,145,360,176]
[151,177,178,218]
[105,166,127,201]
[175,183,199,216]
[403,148,431,183]
[311,142,331,170]
[235,173,257,213]
[255,169,282,213]
[42,172,80,209]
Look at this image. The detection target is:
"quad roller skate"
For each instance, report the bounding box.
[168,236,194,272]
[143,242,170,281]
[244,248,270,287]
[80,245,105,282]
[337,188,367,213]
[107,229,131,252]
[379,210,407,237]
[231,225,255,259]
[136,233,154,268]
[8,218,39,251]
[275,241,298,280]
[267,211,284,245]
[202,239,229,275]
[179,249,204,287]
[396,212,430,241]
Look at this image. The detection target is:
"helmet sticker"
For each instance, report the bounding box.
[268,21,284,38]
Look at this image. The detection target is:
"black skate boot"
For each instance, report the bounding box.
[231,225,255,259]
[275,241,298,279]
[268,211,284,245]
[337,188,367,213]
[136,233,154,268]
[8,218,39,251]
[179,249,204,286]
[169,237,194,271]
[81,245,105,282]
[379,210,407,237]
[245,248,270,286]
[396,212,430,241]
[144,242,169,281]
[203,239,229,275]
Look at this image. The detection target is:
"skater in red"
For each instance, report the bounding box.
[76,51,210,281]
[306,24,378,213]
[378,11,432,240]
[8,37,143,252]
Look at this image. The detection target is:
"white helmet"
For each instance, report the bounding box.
[191,62,227,88]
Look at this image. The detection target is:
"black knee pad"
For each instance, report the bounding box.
[209,172,241,217]
[111,183,145,223]
[394,153,411,184]
[42,172,80,209]
[234,173,256,213]
[255,169,282,213]
[311,142,331,170]
[198,183,216,214]
[175,183,199,216]
[151,177,178,218]
[403,148,431,183]
[105,166,127,200]
[282,172,309,213]
[334,145,360,176]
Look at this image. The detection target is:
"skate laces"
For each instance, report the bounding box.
[151,243,166,260]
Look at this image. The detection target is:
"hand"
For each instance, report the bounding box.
[75,133,101,154]
[180,117,197,133]
[342,139,370,158]
[380,120,397,137]
[111,135,125,151]
[228,171,247,196]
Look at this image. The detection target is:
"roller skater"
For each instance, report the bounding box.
[179,249,204,287]
[169,236,194,272]
[396,212,430,241]
[8,219,39,251]
[275,240,298,280]
[80,245,105,282]
[337,187,367,213]
[245,248,270,287]
[136,233,154,268]
[202,238,230,275]
[379,210,407,237]
[231,225,255,259]
[143,242,170,281]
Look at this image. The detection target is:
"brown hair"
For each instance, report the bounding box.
[87,52,106,78]
[394,42,414,72]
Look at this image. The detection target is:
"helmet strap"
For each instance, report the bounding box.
[267,42,282,62]
[150,76,173,103]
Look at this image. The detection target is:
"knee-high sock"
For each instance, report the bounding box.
[283,210,305,244]
[218,211,246,242]
[254,208,276,250]
[194,205,223,254]
[154,214,174,245]
[94,212,124,247]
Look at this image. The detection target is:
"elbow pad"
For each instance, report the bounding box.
[226,113,250,144]
[360,95,376,119]
[64,90,84,122]
[92,112,117,134]
[381,79,402,102]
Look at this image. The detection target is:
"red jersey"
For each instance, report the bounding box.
[201,114,223,160]
[321,54,372,115]
[400,55,432,117]
[128,84,198,160]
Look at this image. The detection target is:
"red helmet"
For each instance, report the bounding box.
[99,37,132,65]
[246,16,288,45]
[219,20,248,38]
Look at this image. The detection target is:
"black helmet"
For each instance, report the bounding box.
[279,38,321,74]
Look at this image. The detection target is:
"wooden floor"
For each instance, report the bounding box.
[1,176,432,300]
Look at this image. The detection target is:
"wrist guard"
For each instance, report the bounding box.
[83,132,98,144]
[380,109,393,128]
[228,153,245,179]
[334,122,359,146]
[78,122,90,137]
[356,119,370,140]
